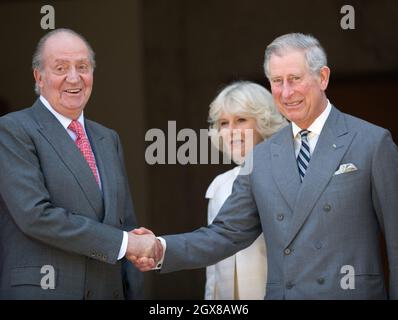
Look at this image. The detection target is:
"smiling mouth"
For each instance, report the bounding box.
[64,89,82,94]
[284,100,303,108]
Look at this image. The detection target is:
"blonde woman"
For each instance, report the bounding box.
[205,81,287,300]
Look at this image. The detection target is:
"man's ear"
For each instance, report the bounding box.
[33,69,44,91]
[319,66,330,91]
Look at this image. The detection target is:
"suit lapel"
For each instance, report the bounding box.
[85,121,117,224]
[31,100,103,220]
[271,125,301,212]
[284,107,356,248]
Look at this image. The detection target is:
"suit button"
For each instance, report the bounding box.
[286,282,294,290]
[284,248,292,255]
[277,214,284,221]
[91,251,96,257]
[323,204,332,212]
[113,290,120,299]
[315,242,323,249]
[317,278,325,285]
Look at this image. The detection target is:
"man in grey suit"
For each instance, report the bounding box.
[0,28,160,299]
[133,33,398,299]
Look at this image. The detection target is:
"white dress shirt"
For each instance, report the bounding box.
[292,100,332,157]
[39,96,127,260]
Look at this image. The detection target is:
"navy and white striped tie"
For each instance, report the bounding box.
[297,130,311,182]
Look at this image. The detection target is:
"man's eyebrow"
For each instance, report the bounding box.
[53,59,68,64]
[53,58,90,64]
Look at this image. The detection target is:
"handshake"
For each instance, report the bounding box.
[126,227,163,272]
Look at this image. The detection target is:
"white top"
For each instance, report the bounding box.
[204,166,267,300]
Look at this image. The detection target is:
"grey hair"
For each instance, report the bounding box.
[263,33,327,79]
[32,28,96,95]
[208,81,287,151]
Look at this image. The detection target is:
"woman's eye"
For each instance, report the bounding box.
[237,118,247,123]
[220,121,228,127]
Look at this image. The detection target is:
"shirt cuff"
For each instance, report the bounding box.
[117,231,128,260]
[153,236,167,269]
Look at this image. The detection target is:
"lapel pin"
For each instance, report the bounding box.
[332,144,337,149]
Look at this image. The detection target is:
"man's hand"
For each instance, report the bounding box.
[126,227,163,271]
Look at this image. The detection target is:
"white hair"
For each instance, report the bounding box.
[32,28,96,95]
[208,81,287,151]
[263,33,327,79]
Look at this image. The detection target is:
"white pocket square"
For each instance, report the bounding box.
[334,163,358,175]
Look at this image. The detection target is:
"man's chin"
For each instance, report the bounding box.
[62,100,87,112]
[285,111,305,125]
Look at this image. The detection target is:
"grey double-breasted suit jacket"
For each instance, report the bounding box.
[161,106,398,299]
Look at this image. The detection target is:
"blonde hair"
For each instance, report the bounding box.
[208,81,287,151]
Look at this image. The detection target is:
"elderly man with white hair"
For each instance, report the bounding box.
[133,33,398,300]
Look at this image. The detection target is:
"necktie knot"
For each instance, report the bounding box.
[68,120,85,139]
[299,129,310,139]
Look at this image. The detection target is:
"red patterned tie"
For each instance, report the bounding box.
[68,120,100,185]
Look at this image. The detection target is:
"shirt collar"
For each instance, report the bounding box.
[292,100,332,138]
[39,95,85,131]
